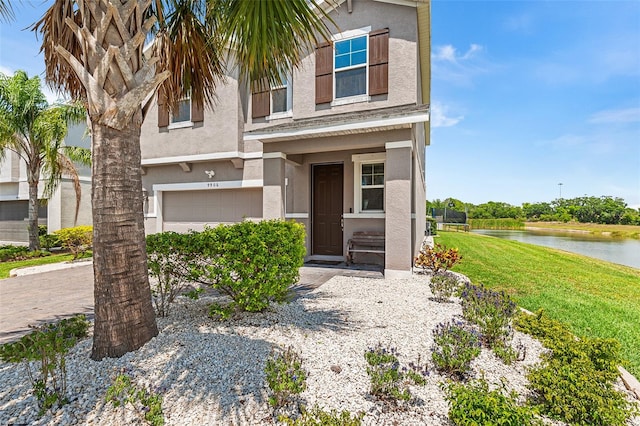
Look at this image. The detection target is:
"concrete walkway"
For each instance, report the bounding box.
[0,263,382,344]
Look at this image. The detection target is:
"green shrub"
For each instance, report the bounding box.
[364,344,411,403]
[431,320,481,380]
[39,233,61,251]
[0,245,32,262]
[426,217,437,235]
[414,243,461,274]
[106,374,164,426]
[280,405,364,426]
[54,225,92,259]
[445,378,540,426]
[0,315,89,415]
[460,283,517,347]
[515,310,622,379]
[38,225,48,237]
[264,346,307,408]
[145,221,305,316]
[429,272,461,302]
[528,358,636,425]
[146,232,196,317]
[517,309,638,424]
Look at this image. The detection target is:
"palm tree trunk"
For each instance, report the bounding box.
[27,172,40,251]
[90,118,157,360]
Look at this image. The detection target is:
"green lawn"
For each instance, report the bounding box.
[438,231,640,377]
[0,254,75,279]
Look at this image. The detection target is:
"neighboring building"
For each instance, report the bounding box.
[140,0,431,277]
[0,123,92,242]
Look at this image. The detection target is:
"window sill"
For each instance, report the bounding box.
[167,121,194,130]
[331,94,370,107]
[343,212,385,219]
[267,111,293,121]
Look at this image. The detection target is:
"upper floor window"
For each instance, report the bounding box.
[157,92,204,129]
[316,27,389,105]
[171,98,191,124]
[334,36,367,99]
[252,76,292,120]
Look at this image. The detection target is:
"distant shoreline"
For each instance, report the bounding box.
[523,222,640,239]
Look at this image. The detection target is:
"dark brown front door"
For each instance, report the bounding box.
[312,163,343,255]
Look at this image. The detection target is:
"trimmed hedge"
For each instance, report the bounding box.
[146,220,306,315]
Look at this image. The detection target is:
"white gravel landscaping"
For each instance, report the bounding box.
[0,273,638,425]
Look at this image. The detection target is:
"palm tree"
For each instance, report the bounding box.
[34,0,333,360]
[0,70,89,251]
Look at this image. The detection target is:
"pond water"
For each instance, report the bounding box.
[471,229,640,269]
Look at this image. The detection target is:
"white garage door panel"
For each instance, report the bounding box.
[163,189,262,224]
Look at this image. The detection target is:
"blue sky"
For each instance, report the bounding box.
[430,0,640,208]
[1,1,639,208]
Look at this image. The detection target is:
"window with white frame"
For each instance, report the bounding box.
[171,98,191,124]
[334,35,368,99]
[270,76,292,116]
[353,153,385,213]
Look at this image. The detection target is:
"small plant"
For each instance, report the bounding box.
[53,225,92,259]
[491,341,519,365]
[429,272,460,302]
[460,283,517,347]
[0,315,89,415]
[405,355,430,385]
[445,377,541,426]
[431,320,481,380]
[528,357,637,425]
[364,344,411,403]
[414,243,461,274]
[265,346,307,409]
[106,373,164,426]
[279,405,364,426]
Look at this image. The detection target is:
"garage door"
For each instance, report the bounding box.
[163,188,262,232]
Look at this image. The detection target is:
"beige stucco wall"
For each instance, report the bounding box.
[245,0,419,132]
[140,70,250,160]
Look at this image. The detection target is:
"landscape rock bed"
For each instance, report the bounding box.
[0,274,638,425]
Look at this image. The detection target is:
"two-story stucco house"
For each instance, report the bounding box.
[0,124,92,242]
[140,0,431,277]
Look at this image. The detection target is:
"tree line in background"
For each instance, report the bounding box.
[427,196,640,226]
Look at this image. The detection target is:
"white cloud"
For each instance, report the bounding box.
[589,107,640,124]
[431,102,464,128]
[432,44,484,64]
[432,43,489,87]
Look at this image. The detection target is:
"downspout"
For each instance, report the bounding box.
[347,0,353,13]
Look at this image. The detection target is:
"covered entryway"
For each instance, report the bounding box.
[312,163,343,256]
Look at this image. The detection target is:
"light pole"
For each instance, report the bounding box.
[558,183,563,199]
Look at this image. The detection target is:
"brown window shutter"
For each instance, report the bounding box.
[369,28,389,96]
[315,42,333,104]
[252,79,270,119]
[157,91,169,127]
[191,98,204,123]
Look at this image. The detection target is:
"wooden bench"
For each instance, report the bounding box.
[346,231,385,265]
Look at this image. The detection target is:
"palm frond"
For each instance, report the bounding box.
[216,0,335,88]
[155,0,225,112]
[0,0,15,22]
[31,0,86,102]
